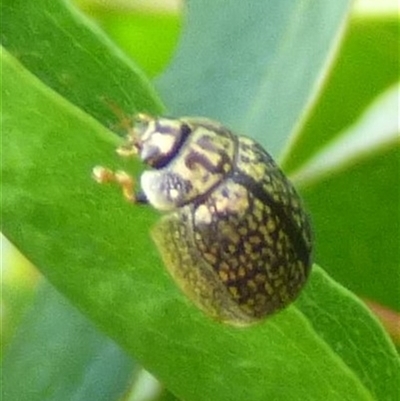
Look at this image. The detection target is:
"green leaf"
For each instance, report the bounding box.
[156,0,353,157]
[83,7,182,78]
[291,83,400,312]
[1,0,164,127]
[2,282,135,401]
[282,13,400,172]
[296,265,400,400]
[1,236,39,351]
[277,9,400,314]
[2,44,399,401]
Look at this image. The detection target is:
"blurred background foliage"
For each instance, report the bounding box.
[1,0,399,400]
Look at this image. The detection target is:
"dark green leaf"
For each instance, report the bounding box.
[1,0,164,128]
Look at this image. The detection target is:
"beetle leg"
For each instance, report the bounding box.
[114,170,137,202]
[92,166,139,203]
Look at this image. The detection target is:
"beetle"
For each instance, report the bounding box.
[93,114,312,325]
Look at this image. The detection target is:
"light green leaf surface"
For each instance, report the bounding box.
[156,0,352,157]
[2,283,135,401]
[2,45,399,401]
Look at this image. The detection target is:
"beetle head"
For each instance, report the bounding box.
[119,114,191,169]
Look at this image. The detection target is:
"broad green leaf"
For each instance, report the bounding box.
[2,283,135,401]
[0,0,164,127]
[3,45,399,401]
[156,0,353,157]
[292,84,400,312]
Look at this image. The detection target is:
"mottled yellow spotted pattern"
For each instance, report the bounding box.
[96,115,312,325]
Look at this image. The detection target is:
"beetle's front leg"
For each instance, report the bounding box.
[92,166,148,204]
